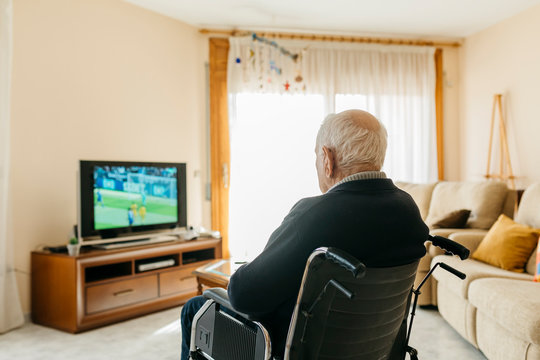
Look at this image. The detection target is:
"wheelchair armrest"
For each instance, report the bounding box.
[202,288,254,320]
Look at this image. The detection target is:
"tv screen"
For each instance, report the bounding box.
[79,160,187,242]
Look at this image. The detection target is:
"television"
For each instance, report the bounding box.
[78,160,187,245]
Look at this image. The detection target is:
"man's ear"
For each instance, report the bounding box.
[322,146,335,178]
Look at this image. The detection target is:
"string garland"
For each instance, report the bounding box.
[233,33,306,92]
[251,33,300,62]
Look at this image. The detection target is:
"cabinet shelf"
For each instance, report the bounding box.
[32,237,222,333]
[182,248,215,265]
[85,261,132,283]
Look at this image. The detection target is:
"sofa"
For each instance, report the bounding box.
[398,180,540,360]
[395,180,516,306]
[431,183,540,360]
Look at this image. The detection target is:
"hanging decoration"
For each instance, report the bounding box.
[284,81,291,91]
[251,33,300,62]
[269,60,282,75]
[231,33,307,94]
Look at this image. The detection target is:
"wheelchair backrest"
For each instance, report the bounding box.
[284,248,419,360]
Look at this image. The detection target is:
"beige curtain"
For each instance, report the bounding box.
[0,0,24,333]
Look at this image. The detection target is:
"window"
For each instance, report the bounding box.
[210,37,443,258]
[228,93,323,258]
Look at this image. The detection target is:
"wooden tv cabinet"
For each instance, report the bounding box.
[31,237,222,333]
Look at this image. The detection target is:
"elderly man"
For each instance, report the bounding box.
[180,109,428,360]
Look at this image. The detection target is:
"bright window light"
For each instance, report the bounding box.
[228,93,324,259]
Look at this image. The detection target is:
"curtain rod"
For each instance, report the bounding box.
[199,28,461,48]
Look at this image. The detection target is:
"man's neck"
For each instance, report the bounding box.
[327,170,386,192]
[334,165,380,182]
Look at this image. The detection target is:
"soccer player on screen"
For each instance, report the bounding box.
[142,191,147,206]
[96,189,104,207]
[130,203,138,217]
[139,206,147,223]
[127,208,134,226]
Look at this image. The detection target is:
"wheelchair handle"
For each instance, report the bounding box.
[429,235,470,260]
[438,262,467,280]
[324,247,366,278]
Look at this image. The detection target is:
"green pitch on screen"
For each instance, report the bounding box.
[94,189,177,230]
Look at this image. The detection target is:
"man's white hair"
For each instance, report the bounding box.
[316,110,387,172]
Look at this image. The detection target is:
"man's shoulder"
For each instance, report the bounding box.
[288,194,326,215]
[289,179,401,216]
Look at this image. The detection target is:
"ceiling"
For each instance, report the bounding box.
[125,0,540,38]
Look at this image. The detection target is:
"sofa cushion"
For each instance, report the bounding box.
[475,310,540,360]
[394,182,436,220]
[430,209,471,229]
[436,284,478,346]
[431,256,533,299]
[528,245,538,276]
[429,229,488,258]
[417,247,433,272]
[501,189,518,219]
[516,182,540,276]
[426,181,508,230]
[515,182,540,229]
[469,278,540,346]
[472,214,540,273]
[430,228,487,239]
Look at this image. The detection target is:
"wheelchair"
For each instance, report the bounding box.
[189,235,469,360]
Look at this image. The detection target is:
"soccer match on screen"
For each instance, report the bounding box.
[93,166,178,230]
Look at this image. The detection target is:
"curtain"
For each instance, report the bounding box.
[229,36,437,181]
[0,0,24,333]
[227,36,436,258]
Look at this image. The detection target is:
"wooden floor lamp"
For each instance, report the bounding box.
[485,94,516,189]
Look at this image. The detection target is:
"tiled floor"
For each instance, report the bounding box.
[0,306,486,359]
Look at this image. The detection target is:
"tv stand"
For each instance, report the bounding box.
[31,237,222,333]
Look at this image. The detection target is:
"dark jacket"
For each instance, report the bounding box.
[228,178,428,356]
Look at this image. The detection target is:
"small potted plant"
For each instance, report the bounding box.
[67,237,79,256]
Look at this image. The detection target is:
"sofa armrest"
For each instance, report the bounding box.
[429,230,487,258]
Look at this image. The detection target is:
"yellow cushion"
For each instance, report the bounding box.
[472,214,540,273]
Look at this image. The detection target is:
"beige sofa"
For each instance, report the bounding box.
[396,180,516,306]
[431,183,540,360]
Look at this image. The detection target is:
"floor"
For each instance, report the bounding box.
[0,306,487,360]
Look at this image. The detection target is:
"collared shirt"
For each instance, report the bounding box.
[328,171,387,192]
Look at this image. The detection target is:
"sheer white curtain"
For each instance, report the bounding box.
[227,36,436,259]
[0,0,24,333]
[228,93,323,258]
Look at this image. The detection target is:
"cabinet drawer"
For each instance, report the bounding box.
[159,266,198,296]
[86,275,158,314]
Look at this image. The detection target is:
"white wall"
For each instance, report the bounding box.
[460,4,540,187]
[10,0,209,313]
